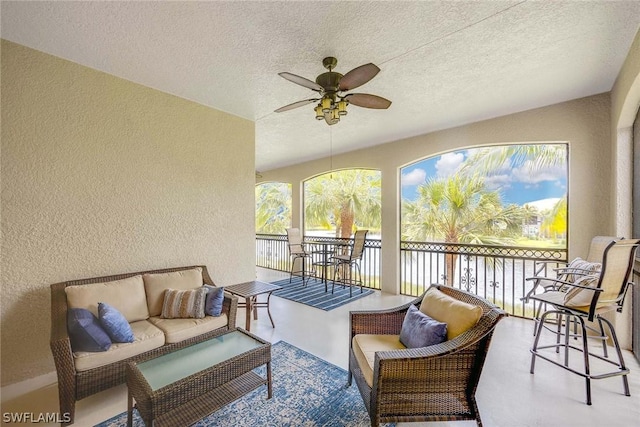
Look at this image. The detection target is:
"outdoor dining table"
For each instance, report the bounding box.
[304,239,350,290]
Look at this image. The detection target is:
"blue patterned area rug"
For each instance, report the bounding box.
[95,341,393,427]
[270,277,375,310]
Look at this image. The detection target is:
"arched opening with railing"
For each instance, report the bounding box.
[399,143,569,316]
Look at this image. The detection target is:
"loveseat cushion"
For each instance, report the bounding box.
[73,320,165,372]
[352,334,406,387]
[148,314,229,344]
[143,267,204,317]
[420,287,483,340]
[65,275,149,322]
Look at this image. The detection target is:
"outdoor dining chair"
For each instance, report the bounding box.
[286,228,314,285]
[527,238,639,405]
[332,229,368,297]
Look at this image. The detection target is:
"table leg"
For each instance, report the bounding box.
[266,292,275,328]
[252,296,258,320]
[127,390,133,427]
[245,297,252,332]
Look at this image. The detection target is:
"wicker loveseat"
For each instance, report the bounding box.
[50,265,238,425]
[348,284,506,426]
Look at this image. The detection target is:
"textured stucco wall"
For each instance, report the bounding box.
[609,28,640,350]
[260,93,613,296]
[1,40,256,386]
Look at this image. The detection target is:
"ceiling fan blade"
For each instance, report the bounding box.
[344,93,391,109]
[274,98,319,113]
[278,72,323,91]
[339,63,380,91]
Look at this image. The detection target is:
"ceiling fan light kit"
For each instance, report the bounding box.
[276,56,391,126]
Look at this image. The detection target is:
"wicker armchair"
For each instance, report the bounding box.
[348,284,506,426]
[50,265,237,425]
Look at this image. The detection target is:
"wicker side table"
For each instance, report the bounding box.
[126,329,271,427]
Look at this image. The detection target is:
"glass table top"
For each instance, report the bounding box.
[135,330,264,391]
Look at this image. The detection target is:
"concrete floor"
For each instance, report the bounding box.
[2,267,639,426]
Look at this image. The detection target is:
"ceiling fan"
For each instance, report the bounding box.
[274,57,391,125]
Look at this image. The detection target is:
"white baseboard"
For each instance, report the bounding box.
[1,372,57,403]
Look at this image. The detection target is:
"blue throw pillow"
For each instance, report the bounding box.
[98,302,135,343]
[399,304,447,349]
[67,308,112,352]
[203,285,224,317]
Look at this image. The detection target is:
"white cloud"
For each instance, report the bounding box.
[435,152,464,178]
[511,161,566,184]
[485,174,511,191]
[401,168,427,186]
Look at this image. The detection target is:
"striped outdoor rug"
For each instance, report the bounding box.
[270,276,374,310]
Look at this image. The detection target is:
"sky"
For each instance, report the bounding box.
[400,145,567,207]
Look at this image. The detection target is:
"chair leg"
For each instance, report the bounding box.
[564,313,571,366]
[596,317,609,358]
[530,310,550,373]
[599,315,631,397]
[575,315,592,405]
[355,262,363,293]
[532,301,543,336]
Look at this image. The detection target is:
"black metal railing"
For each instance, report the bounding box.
[256,234,567,317]
[256,234,382,289]
[400,241,567,317]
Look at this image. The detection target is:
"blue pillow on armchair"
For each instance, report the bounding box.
[98,302,135,343]
[399,304,448,349]
[67,308,112,352]
[203,285,224,316]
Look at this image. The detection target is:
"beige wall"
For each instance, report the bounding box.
[0,40,256,386]
[260,93,613,295]
[609,29,640,349]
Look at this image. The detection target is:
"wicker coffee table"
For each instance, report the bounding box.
[126,329,271,427]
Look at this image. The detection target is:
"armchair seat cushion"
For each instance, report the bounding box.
[73,320,165,372]
[352,334,406,387]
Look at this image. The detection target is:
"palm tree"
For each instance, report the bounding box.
[541,196,567,242]
[460,144,567,176]
[304,169,381,238]
[403,174,523,284]
[255,182,292,234]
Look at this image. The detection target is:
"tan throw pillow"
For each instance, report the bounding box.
[419,287,483,340]
[564,274,599,308]
[143,267,203,317]
[161,288,207,319]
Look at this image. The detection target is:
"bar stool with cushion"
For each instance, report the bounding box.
[528,238,639,405]
[524,236,619,337]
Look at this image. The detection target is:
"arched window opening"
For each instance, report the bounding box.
[255,182,292,234]
[399,143,568,315]
[303,169,381,239]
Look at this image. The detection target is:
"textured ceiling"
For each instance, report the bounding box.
[2,1,640,171]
